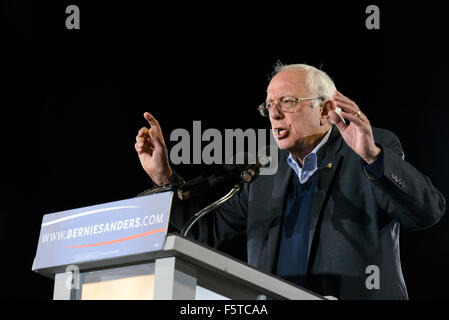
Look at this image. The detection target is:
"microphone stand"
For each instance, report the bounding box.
[136,183,182,197]
[180,161,266,236]
[180,182,242,237]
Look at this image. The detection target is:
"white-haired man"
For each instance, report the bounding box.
[135,64,445,299]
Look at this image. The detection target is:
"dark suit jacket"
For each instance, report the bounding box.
[170,126,446,299]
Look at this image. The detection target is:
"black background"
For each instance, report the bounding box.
[2,1,448,300]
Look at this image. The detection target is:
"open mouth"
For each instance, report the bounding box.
[274,128,289,140]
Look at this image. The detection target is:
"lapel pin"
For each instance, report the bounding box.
[326,162,333,169]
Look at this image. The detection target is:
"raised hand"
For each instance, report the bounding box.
[135,112,173,186]
[329,91,381,164]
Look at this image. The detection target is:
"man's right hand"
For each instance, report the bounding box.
[135,112,173,186]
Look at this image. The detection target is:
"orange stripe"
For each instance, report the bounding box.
[66,228,166,248]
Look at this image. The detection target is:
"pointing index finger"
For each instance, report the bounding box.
[144,112,160,128]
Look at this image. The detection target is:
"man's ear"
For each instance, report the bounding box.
[320,100,334,125]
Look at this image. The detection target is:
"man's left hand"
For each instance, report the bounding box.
[329,90,381,164]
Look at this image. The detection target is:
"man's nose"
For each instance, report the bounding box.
[269,103,283,120]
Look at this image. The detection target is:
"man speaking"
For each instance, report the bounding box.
[134,63,446,299]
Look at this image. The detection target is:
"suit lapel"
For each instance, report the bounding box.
[267,150,292,273]
[307,128,343,264]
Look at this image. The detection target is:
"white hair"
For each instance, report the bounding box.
[271,63,337,107]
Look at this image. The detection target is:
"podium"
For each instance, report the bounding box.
[32,192,324,300]
[38,234,323,300]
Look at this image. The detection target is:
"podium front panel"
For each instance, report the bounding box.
[79,263,155,300]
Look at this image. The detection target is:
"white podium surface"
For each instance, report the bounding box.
[47,234,324,300]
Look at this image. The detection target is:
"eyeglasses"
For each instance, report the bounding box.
[257,96,323,117]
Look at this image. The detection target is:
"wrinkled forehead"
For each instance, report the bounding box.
[266,70,310,100]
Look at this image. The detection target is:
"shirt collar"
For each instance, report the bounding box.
[310,125,332,156]
[287,126,333,184]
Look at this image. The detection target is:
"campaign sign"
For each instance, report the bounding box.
[32,192,174,271]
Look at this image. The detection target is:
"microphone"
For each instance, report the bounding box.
[177,163,246,200]
[177,174,225,200]
[177,154,271,200]
[180,155,270,236]
[240,154,270,183]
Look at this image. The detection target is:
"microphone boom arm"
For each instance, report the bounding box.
[180,183,242,237]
